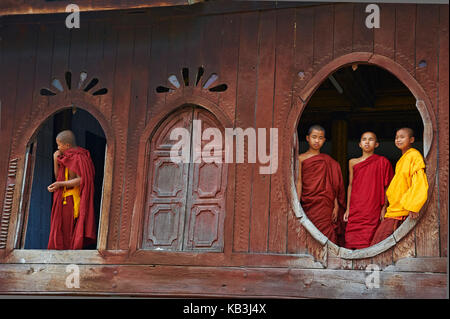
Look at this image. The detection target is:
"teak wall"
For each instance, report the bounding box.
[0,2,447,298]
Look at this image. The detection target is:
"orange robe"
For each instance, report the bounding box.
[300,153,346,245]
[370,148,428,245]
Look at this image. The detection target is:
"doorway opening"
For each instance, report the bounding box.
[18,107,106,249]
[295,64,423,247]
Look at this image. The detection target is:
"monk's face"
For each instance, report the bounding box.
[359,132,378,152]
[56,139,71,153]
[306,129,326,151]
[395,129,414,151]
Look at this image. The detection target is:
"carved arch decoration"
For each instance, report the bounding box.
[1,72,115,252]
[284,52,437,259]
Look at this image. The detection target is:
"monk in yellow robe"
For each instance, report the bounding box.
[370,128,428,245]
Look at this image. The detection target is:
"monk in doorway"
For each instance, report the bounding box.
[47,130,97,250]
[370,128,428,246]
[296,125,346,245]
[343,131,394,249]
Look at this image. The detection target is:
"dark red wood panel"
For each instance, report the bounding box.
[352,3,374,53]
[415,5,440,258]
[249,10,276,253]
[146,20,169,125]
[268,9,295,254]
[374,4,396,60]
[395,4,416,76]
[294,6,314,96]
[333,3,353,58]
[218,14,240,255]
[313,5,334,72]
[438,5,449,257]
[108,27,134,249]
[232,12,259,253]
[119,26,152,250]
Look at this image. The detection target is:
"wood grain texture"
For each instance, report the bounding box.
[438,5,449,257]
[0,263,446,298]
[268,8,295,254]
[232,11,259,253]
[249,10,275,253]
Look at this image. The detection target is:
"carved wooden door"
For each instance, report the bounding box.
[142,107,227,252]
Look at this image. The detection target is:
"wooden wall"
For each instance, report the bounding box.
[0,2,447,297]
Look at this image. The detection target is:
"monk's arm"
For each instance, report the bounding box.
[343,160,355,221]
[58,176,81,188]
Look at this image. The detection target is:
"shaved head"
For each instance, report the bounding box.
[307,124,326,136]
[397,127,414,138]
[361,131,378,142]
[56,130,77,147]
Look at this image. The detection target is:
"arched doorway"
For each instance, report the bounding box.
[141,105,228,252]
[18,107,106,249]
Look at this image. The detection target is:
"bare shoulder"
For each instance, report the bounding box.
[298,153,309,163]
[348,157,359,167]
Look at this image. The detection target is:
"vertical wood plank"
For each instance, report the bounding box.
[414,5,440,258]
[249,10,275,253]
[374,3,396,60]
[268,8,295,254]
[294,6,314,97]
[183,16,204,97]
[352,3,373,53]
[438,5,449,257]
[232,12,259,253]
[395,4,416,76]
[218,14,240,255]
[199,15,223,104]
[146,20,168,125]
[99,21,117,121]
[218,14,240,126]
[119,26,151,250]
[312,5,334,72]
[165,17,185,104]
[108,26,134,249]
[85,20,106,106]
[333,3,353,58]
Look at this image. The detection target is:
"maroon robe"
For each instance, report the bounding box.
[48,147,97,250]
[345,154,394,249]
[301,153,346,245]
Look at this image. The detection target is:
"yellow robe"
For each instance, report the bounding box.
[385,148,428,219]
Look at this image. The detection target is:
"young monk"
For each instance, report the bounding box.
[343,131,394,249]
[47,130,97,250]
[296,125,346,245]
[370,127,428,245]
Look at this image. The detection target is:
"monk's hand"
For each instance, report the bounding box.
[380,206,387,221]
[409,211,419,219]
[343,210,349,222]
[53,150,62,160]
[331,208,338,224]
[47,181,61,192]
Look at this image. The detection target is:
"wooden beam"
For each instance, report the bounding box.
[0,263,446,298]
[0,0,204,16]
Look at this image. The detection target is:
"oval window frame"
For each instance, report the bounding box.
[284,53,437,259]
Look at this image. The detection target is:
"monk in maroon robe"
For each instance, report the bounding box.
[344,153,393,249]
[47,130,96,250]
[297,125,346,245]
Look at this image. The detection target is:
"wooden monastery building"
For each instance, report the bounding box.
[0,0,448,298]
